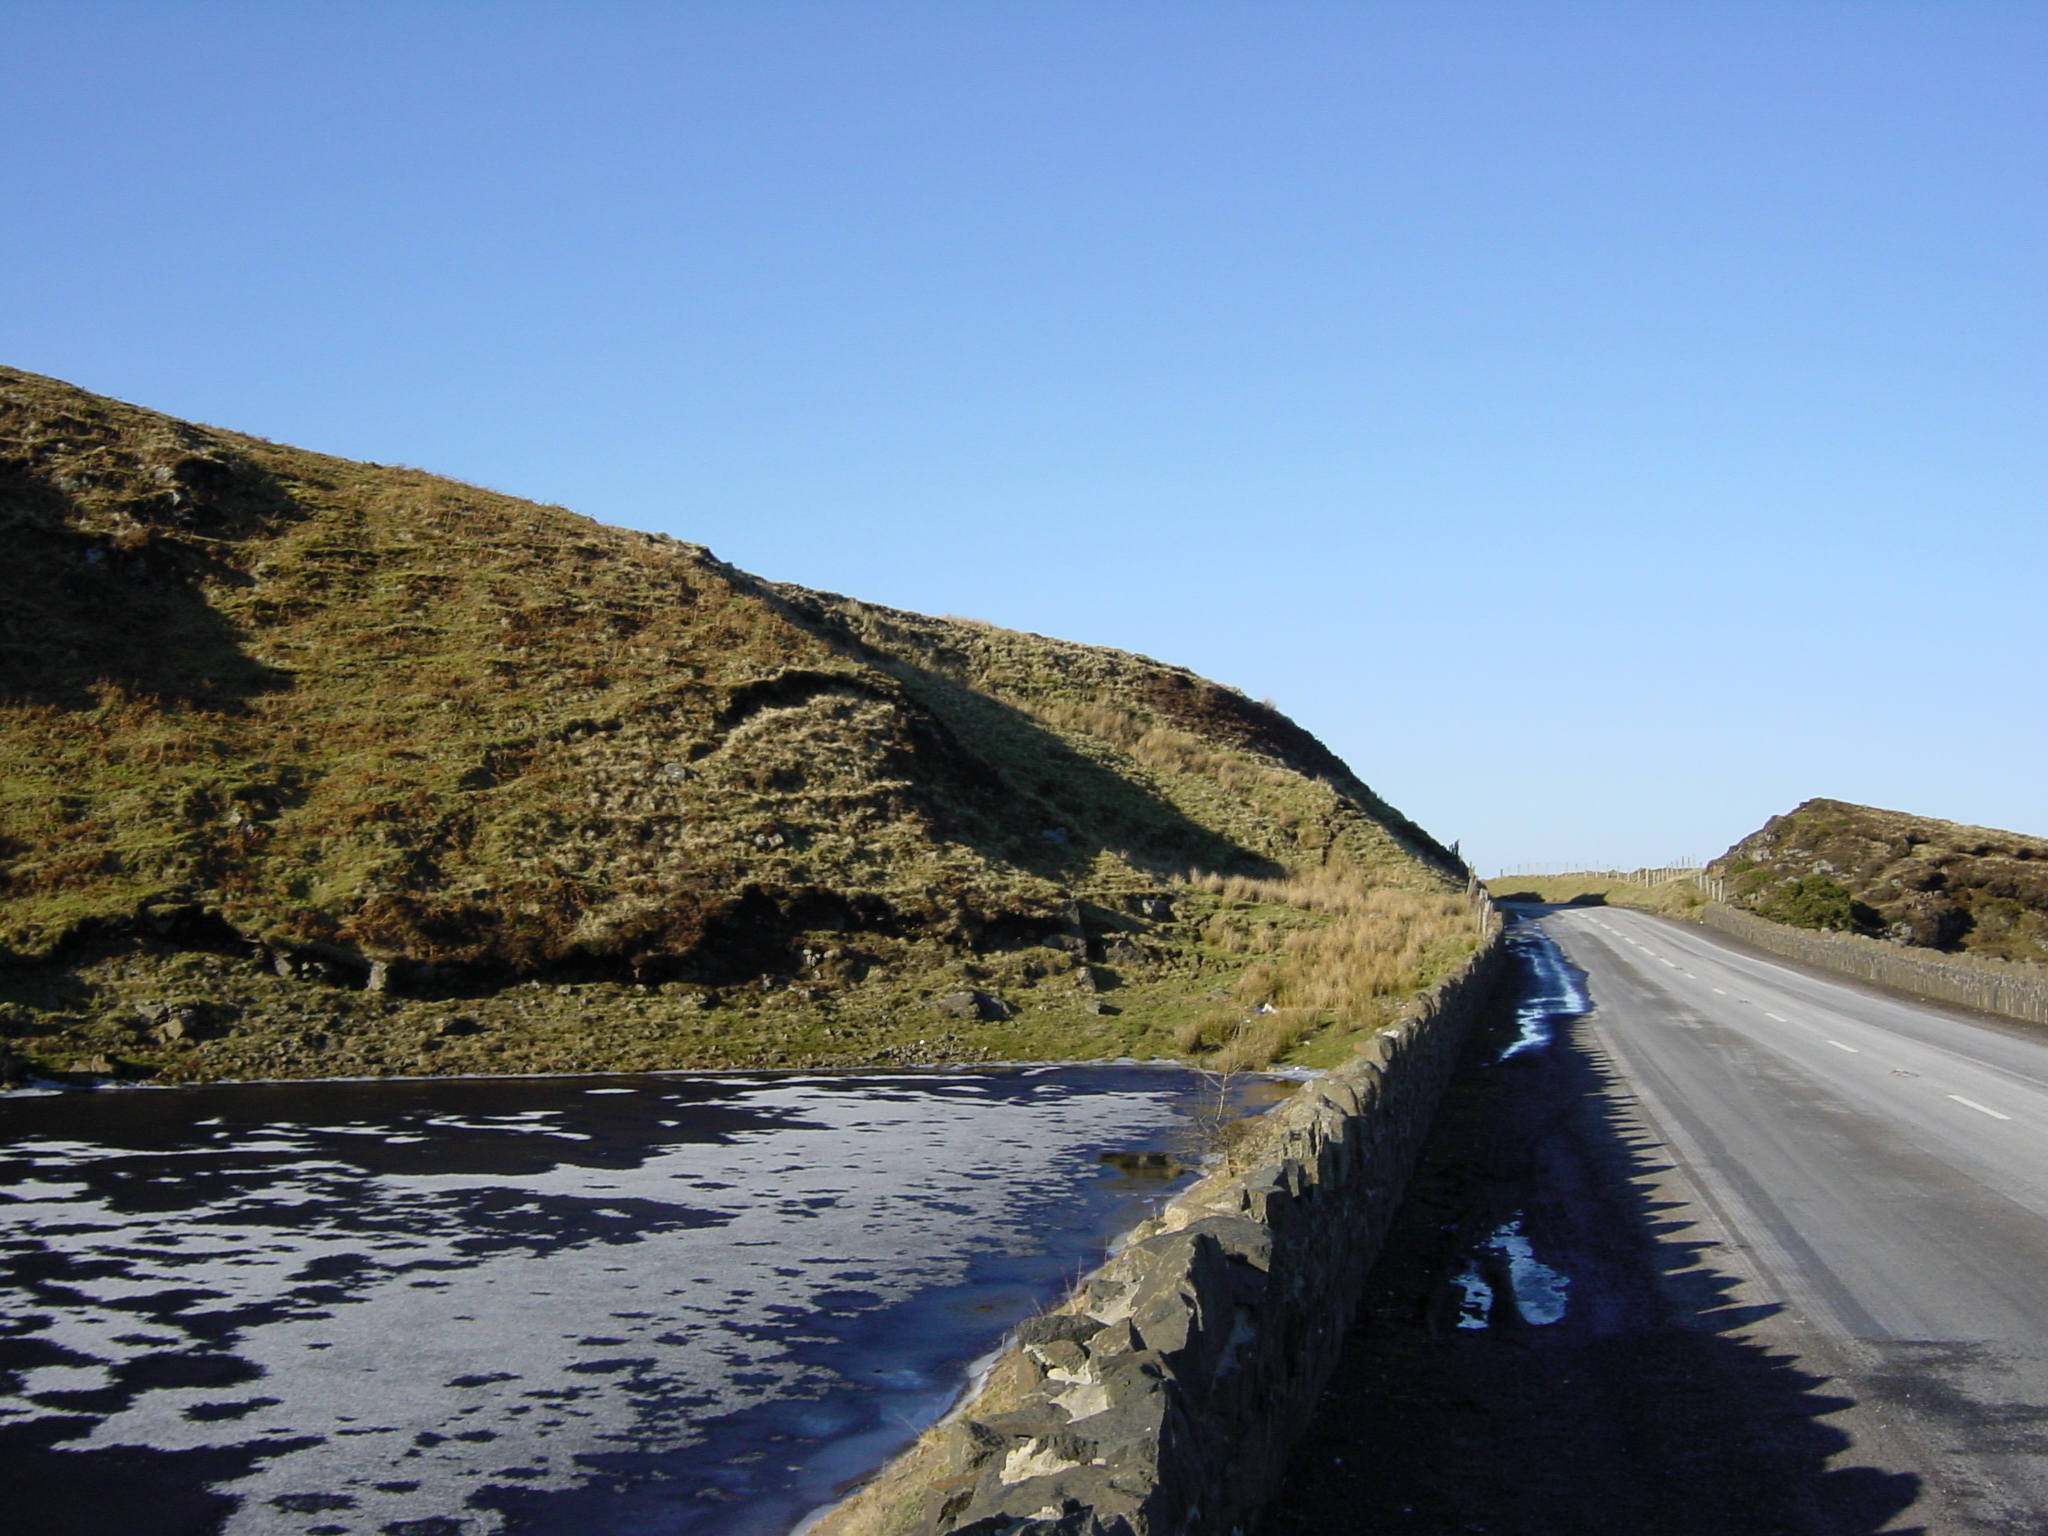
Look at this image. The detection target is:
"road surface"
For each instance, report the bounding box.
[1262,905,2048,1536]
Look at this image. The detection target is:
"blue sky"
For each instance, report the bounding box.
[4,2,2040,871]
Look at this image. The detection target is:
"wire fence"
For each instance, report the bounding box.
[1490,862,1718,896]
[1699,902,2048,1027]
[1492,860,1705,882]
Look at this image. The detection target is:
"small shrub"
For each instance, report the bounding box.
[1755,874,1857,932]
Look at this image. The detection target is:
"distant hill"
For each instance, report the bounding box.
[1712,798,2048,963]
[0,366,1474,1082]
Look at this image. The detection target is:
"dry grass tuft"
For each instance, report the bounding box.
[1180,862,1486,1071]
[1034,698,1299,797]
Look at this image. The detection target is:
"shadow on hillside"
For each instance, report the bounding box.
[0,455,292,711]
[1259,918,1926,1536]
[910,672,1287,888]
[745,654,1288,897]
[748,583,1292,893]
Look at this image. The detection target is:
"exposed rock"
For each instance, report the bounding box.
[1101,937,1148,968]
[933,990,1012,1022]
[138,1000,212,1042]
[1095,1151,1184,1181]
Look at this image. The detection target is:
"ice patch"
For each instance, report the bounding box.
[1496,923,1593,1062]
[0,1067,1237,1535]
[1452,1214,1570,1328]
[1453,1265,1495,1329]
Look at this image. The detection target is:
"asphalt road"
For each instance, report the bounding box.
[1261,906,2048,1536]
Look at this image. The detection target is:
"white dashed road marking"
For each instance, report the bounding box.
[1948,1095,2012,1122]
[1573,915,2021,1130]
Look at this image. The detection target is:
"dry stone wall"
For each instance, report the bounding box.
[807,933,1507,1536]
[1700,902,2048,1026]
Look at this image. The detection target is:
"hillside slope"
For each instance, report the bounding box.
[1712,798,2048,962]
[0,366,1476,1083]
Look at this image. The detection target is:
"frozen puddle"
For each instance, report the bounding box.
[1452,1214,1571,1330]
[1495,920,1592,1062]
[0,1066,1247,1535]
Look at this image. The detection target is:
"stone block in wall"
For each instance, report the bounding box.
[953,1369,1170,1531]
[1142,1213,1274,1272]
[1016,1314,1107,1351]
[952,1494,1140,1535]
[1229,1162,1298,1226]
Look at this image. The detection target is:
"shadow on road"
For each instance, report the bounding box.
[1258,911,1926,1536]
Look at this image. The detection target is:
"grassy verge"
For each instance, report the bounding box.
[1482,874,1708,920]
[1,865,1487,1086]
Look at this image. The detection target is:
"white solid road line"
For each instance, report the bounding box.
[1947,1095,2013,1122]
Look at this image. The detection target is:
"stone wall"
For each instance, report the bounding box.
[1699,902,2048,1026]
[806,931,1508,1536]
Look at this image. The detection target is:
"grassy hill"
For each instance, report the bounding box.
[0,365,1479,1084]
[1712,798,2048,963]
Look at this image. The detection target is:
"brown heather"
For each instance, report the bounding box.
[0,365,1474,1083]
